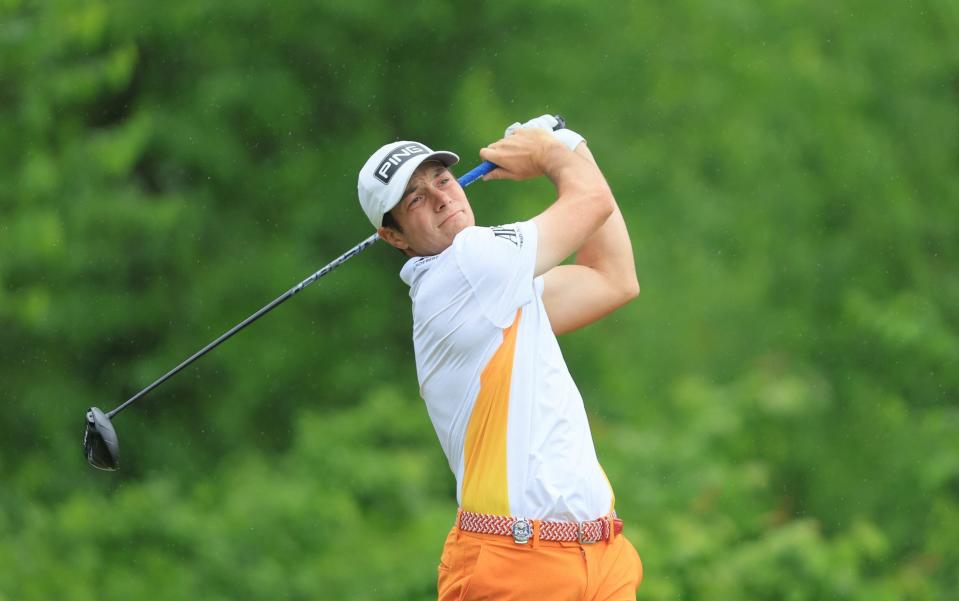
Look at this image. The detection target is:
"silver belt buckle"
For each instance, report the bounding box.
[577,521,596,545]
[512,518,532,544]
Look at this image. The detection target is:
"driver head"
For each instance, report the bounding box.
[84,407,119,471]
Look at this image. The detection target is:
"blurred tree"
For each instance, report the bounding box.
[1,0,956,599]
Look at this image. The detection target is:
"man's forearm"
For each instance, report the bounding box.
[571,144,639,296]
[529,136,615,276]
[541,142,611,209]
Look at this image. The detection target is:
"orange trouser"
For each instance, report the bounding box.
[437,521,643,601]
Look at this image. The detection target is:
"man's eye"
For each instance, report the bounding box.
[438,177,450,186]
[409,196,423,206]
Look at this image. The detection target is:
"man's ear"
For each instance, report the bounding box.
[377,226,410,252]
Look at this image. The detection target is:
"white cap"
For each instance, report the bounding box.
[357,141,459,228]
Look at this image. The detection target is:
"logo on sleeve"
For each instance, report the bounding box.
[374,143,430,184]
[491,226,522,247]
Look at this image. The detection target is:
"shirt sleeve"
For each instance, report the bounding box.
[452,220,539,328]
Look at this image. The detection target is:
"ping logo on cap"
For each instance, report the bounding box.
[374,143,429,184]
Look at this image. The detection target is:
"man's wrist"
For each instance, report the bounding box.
[538,137,574,176]
[542,141,596,191]
[554,128,585,151]
[505,115,585,152]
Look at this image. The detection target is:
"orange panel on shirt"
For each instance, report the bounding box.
[461,308,522,515]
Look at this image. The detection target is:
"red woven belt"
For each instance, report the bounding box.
[458,510,624,544]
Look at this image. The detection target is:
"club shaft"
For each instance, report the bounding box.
[107,232,381,418]
[107,160,487,418]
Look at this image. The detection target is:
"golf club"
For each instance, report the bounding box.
[83,115,567,471]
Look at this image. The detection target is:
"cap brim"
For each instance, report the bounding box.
[423,150,459,169]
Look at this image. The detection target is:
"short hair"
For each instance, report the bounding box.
[382,208,403,233]
[380,208,408,256]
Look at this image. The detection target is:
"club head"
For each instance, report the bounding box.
[84,407,119,471]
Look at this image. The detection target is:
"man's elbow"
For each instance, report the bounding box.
[620,277,640,303]
[606,274,639,309]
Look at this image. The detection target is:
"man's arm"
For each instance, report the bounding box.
[540,143,639,335]
[479,128,615,278]
[479,128,638,335]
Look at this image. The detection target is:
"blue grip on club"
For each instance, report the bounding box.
[455,114,565,188]
[457,161,496,187]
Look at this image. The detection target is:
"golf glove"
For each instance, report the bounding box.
[505,114,585,151]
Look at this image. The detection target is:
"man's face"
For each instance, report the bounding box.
[378,160,475,257]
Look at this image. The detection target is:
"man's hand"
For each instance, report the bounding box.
[505,114,586,152]
[479,128,568,182]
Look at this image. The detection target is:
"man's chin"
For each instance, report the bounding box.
[439,210,468,231]
[448,220,472,239]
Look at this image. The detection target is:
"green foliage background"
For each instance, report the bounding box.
[2,0,958,599]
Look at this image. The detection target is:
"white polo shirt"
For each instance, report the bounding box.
[400,220,615,522]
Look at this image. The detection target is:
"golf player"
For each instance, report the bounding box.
[357,115,642,600]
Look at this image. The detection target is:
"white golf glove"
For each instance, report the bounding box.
[504,114,585,151]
